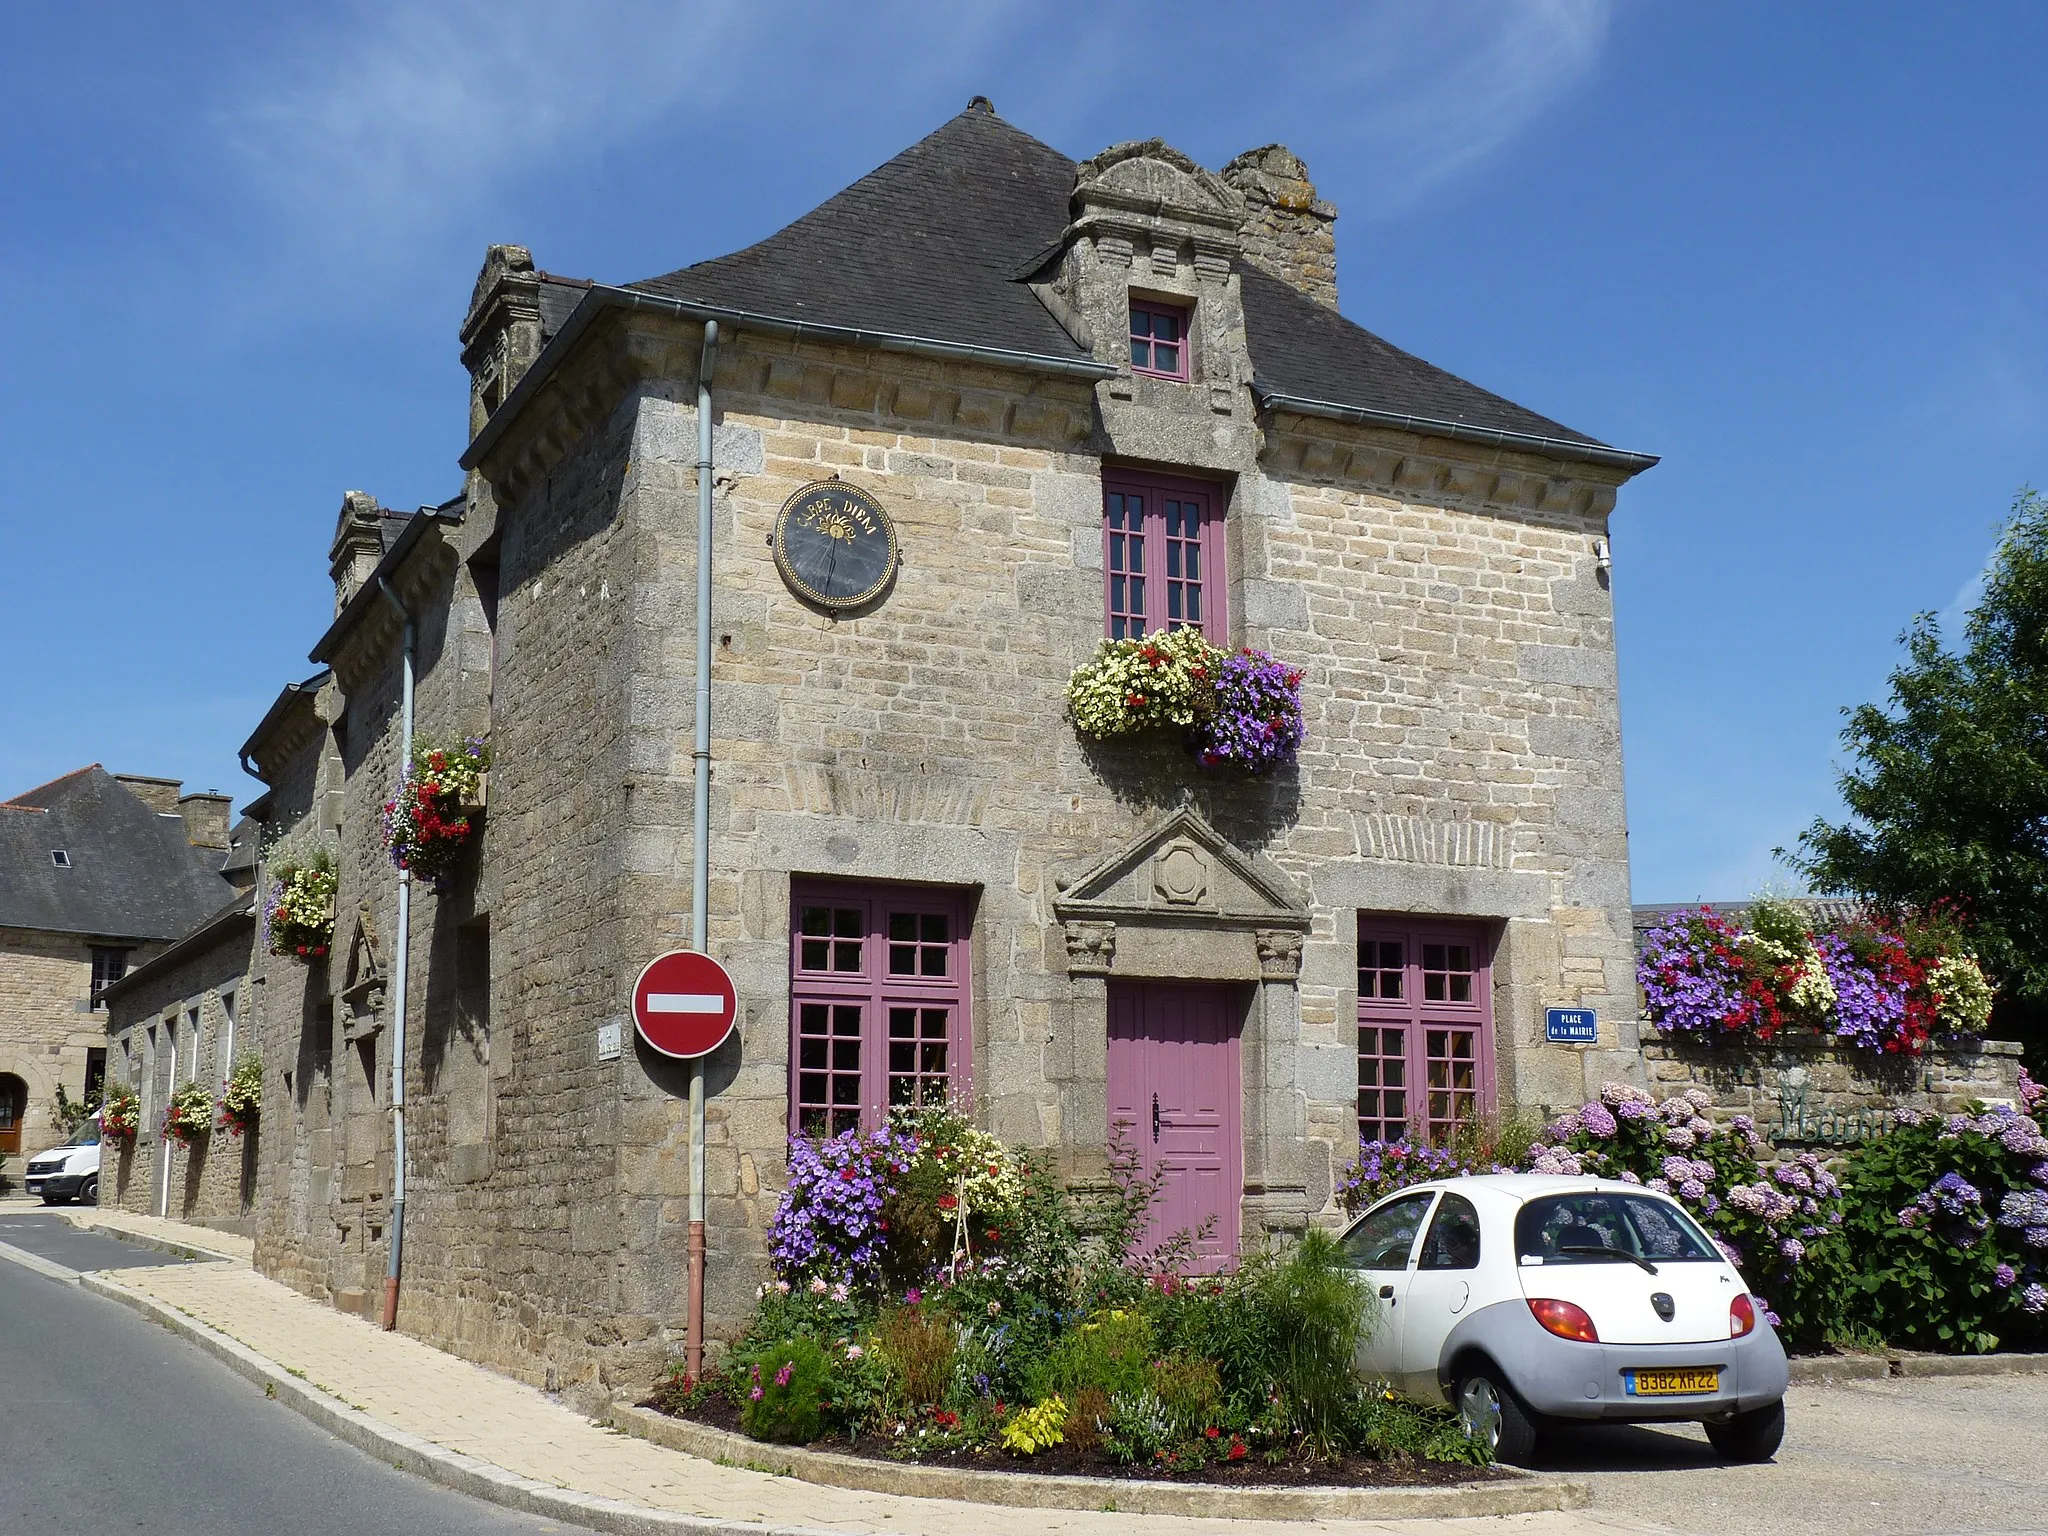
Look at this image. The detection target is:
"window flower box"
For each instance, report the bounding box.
[1065,629,1303,774]
[264,850,337,960]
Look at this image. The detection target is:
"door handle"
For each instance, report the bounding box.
[1379,1284,1395,1299]
[1151,1092,1161,1144]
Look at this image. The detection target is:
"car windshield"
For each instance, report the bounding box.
[67,1122,101,1146]
[1515,1191,1720,1265]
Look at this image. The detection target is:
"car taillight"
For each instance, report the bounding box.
[1528,1298,1600,1342]
[1730,1293,1757,1338]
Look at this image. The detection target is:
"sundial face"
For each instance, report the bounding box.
[772,481,897,610]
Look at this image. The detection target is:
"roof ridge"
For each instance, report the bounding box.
[3,763,102,806]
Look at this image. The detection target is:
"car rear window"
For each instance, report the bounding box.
[1515,1192,1720,1265]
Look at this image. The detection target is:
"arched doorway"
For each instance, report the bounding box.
[0,1073,27,1158]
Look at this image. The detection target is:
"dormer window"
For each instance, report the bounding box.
[50,850,70,868]
[1129,300,1189,381]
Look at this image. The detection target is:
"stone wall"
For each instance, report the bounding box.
[1644,1035,2026,1146]
[0,927,158,1170]
[104,918,257,1227]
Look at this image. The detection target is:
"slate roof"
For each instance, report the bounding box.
[97,892,255,1010]
[0,767,239,941]
[633,107,1085,365]
[538,275,590,342]
[625,104,1629,460]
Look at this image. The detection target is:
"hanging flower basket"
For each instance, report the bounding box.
[164,1082,214,1148]
[1065,629,1304,774]
[265,852,337,960]
[382,737,491,885]
[100,1084,140,1144]
[218,1055,261,1138]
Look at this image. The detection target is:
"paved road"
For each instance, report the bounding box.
[0,1211,197,1272]
[0,1227,563,1536]
[1536,1372,2048,1535]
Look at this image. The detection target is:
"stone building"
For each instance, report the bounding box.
[0,766,241,1169]
[100,892,259,1224]
[242,101,1655,1405]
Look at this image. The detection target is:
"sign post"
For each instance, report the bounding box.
[632,948,738,1382]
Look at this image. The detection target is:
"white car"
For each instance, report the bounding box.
[23,1119,102,1206]
[1337,1173,1788,1464]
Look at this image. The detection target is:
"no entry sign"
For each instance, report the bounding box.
[631,950,739,1060]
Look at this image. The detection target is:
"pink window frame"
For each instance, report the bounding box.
[1356,916,1497,1144]
[788,878,973,1136]
[1129,299,1191,382]
[1101,470,1227,643]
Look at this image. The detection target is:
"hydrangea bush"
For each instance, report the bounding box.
[1524,1084,1849,1349]
[1839,1100,2048,1351]
[1638,897,1994,1055]
[1065,628,1304,774]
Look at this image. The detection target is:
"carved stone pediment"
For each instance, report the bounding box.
[339,903,386,1041]
[1073,140,1244,236]
[1052,807,1307,932]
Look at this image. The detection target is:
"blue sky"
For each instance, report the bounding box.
[1,2,2042,902]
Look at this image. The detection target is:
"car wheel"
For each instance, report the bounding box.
[1705,1400,1784,1462]
[79,1174,98,1206]
[1456,1367,1540,1465]
[41,1193,69,1206]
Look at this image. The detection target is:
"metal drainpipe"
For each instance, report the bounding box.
[158,1026,177,1218]
[377,577,416,1332]
[687,320,719,1381]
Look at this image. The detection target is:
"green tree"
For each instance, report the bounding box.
[1792,490,2048,1062]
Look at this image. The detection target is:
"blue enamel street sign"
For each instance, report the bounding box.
[1545,1007,1598,1044]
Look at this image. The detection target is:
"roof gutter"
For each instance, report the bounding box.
[459,283,1117,472]
[1252,385,1660,475]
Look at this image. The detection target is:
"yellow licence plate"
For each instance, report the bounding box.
[1627,1368,1719,1396]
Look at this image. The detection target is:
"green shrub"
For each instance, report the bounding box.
[740,1337,833,1444]
[1149,1354,1222,1433]
[1023,1308,1156,1402]
[1061,1385,1111,1453]
[1100,1388,1174,1465]
[1350,1387,1491,1466]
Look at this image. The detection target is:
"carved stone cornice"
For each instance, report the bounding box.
[1258,413,1629,516]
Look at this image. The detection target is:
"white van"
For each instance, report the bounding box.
[23,1119,102,1205]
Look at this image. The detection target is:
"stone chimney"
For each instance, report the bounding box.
[460,244,547,439]
[329,490,387,614]
[1221,146,1338,310]
[114,774,182,814]
[177,792,233,851]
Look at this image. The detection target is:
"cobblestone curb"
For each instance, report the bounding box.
[610,1404,1591,1521]
[1788,1351,2048,1382]
[78,1270,873,1536]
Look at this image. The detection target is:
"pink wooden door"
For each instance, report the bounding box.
[1106,983,1242,1272]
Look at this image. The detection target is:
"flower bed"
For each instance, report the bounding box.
[264,851,336,959]
[658,1105,1487,1478]
[382,738,489,885]
[1065,630,1304,774]
[1639,896,1992,1055]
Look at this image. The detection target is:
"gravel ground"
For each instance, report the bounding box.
[1532,1372,2048,1535]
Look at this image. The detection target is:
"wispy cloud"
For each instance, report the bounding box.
[1307,0,1615,217]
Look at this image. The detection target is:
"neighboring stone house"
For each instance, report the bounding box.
[242,101,1655,1405]
[100,889,258,1225]
[0,766,240,1168]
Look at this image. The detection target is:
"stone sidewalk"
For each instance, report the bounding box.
[60,1228,1674,1536]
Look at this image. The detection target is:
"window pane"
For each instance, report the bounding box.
[889,944,917,974]
[1167,584,1182,621]
[801,938,830,970]
[1166,541,1181,578]
[1337,1191,1433,1270]
[890,913,917,941]
[800,907,831,936]
[1127,537,1143,573]
[1154,342,1179,374]
[1424,973,1446,1001]
[921,915,947,944]
[1130,340,1149,368]
[1184,586,1200,623]
[1155,312,1179,342]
